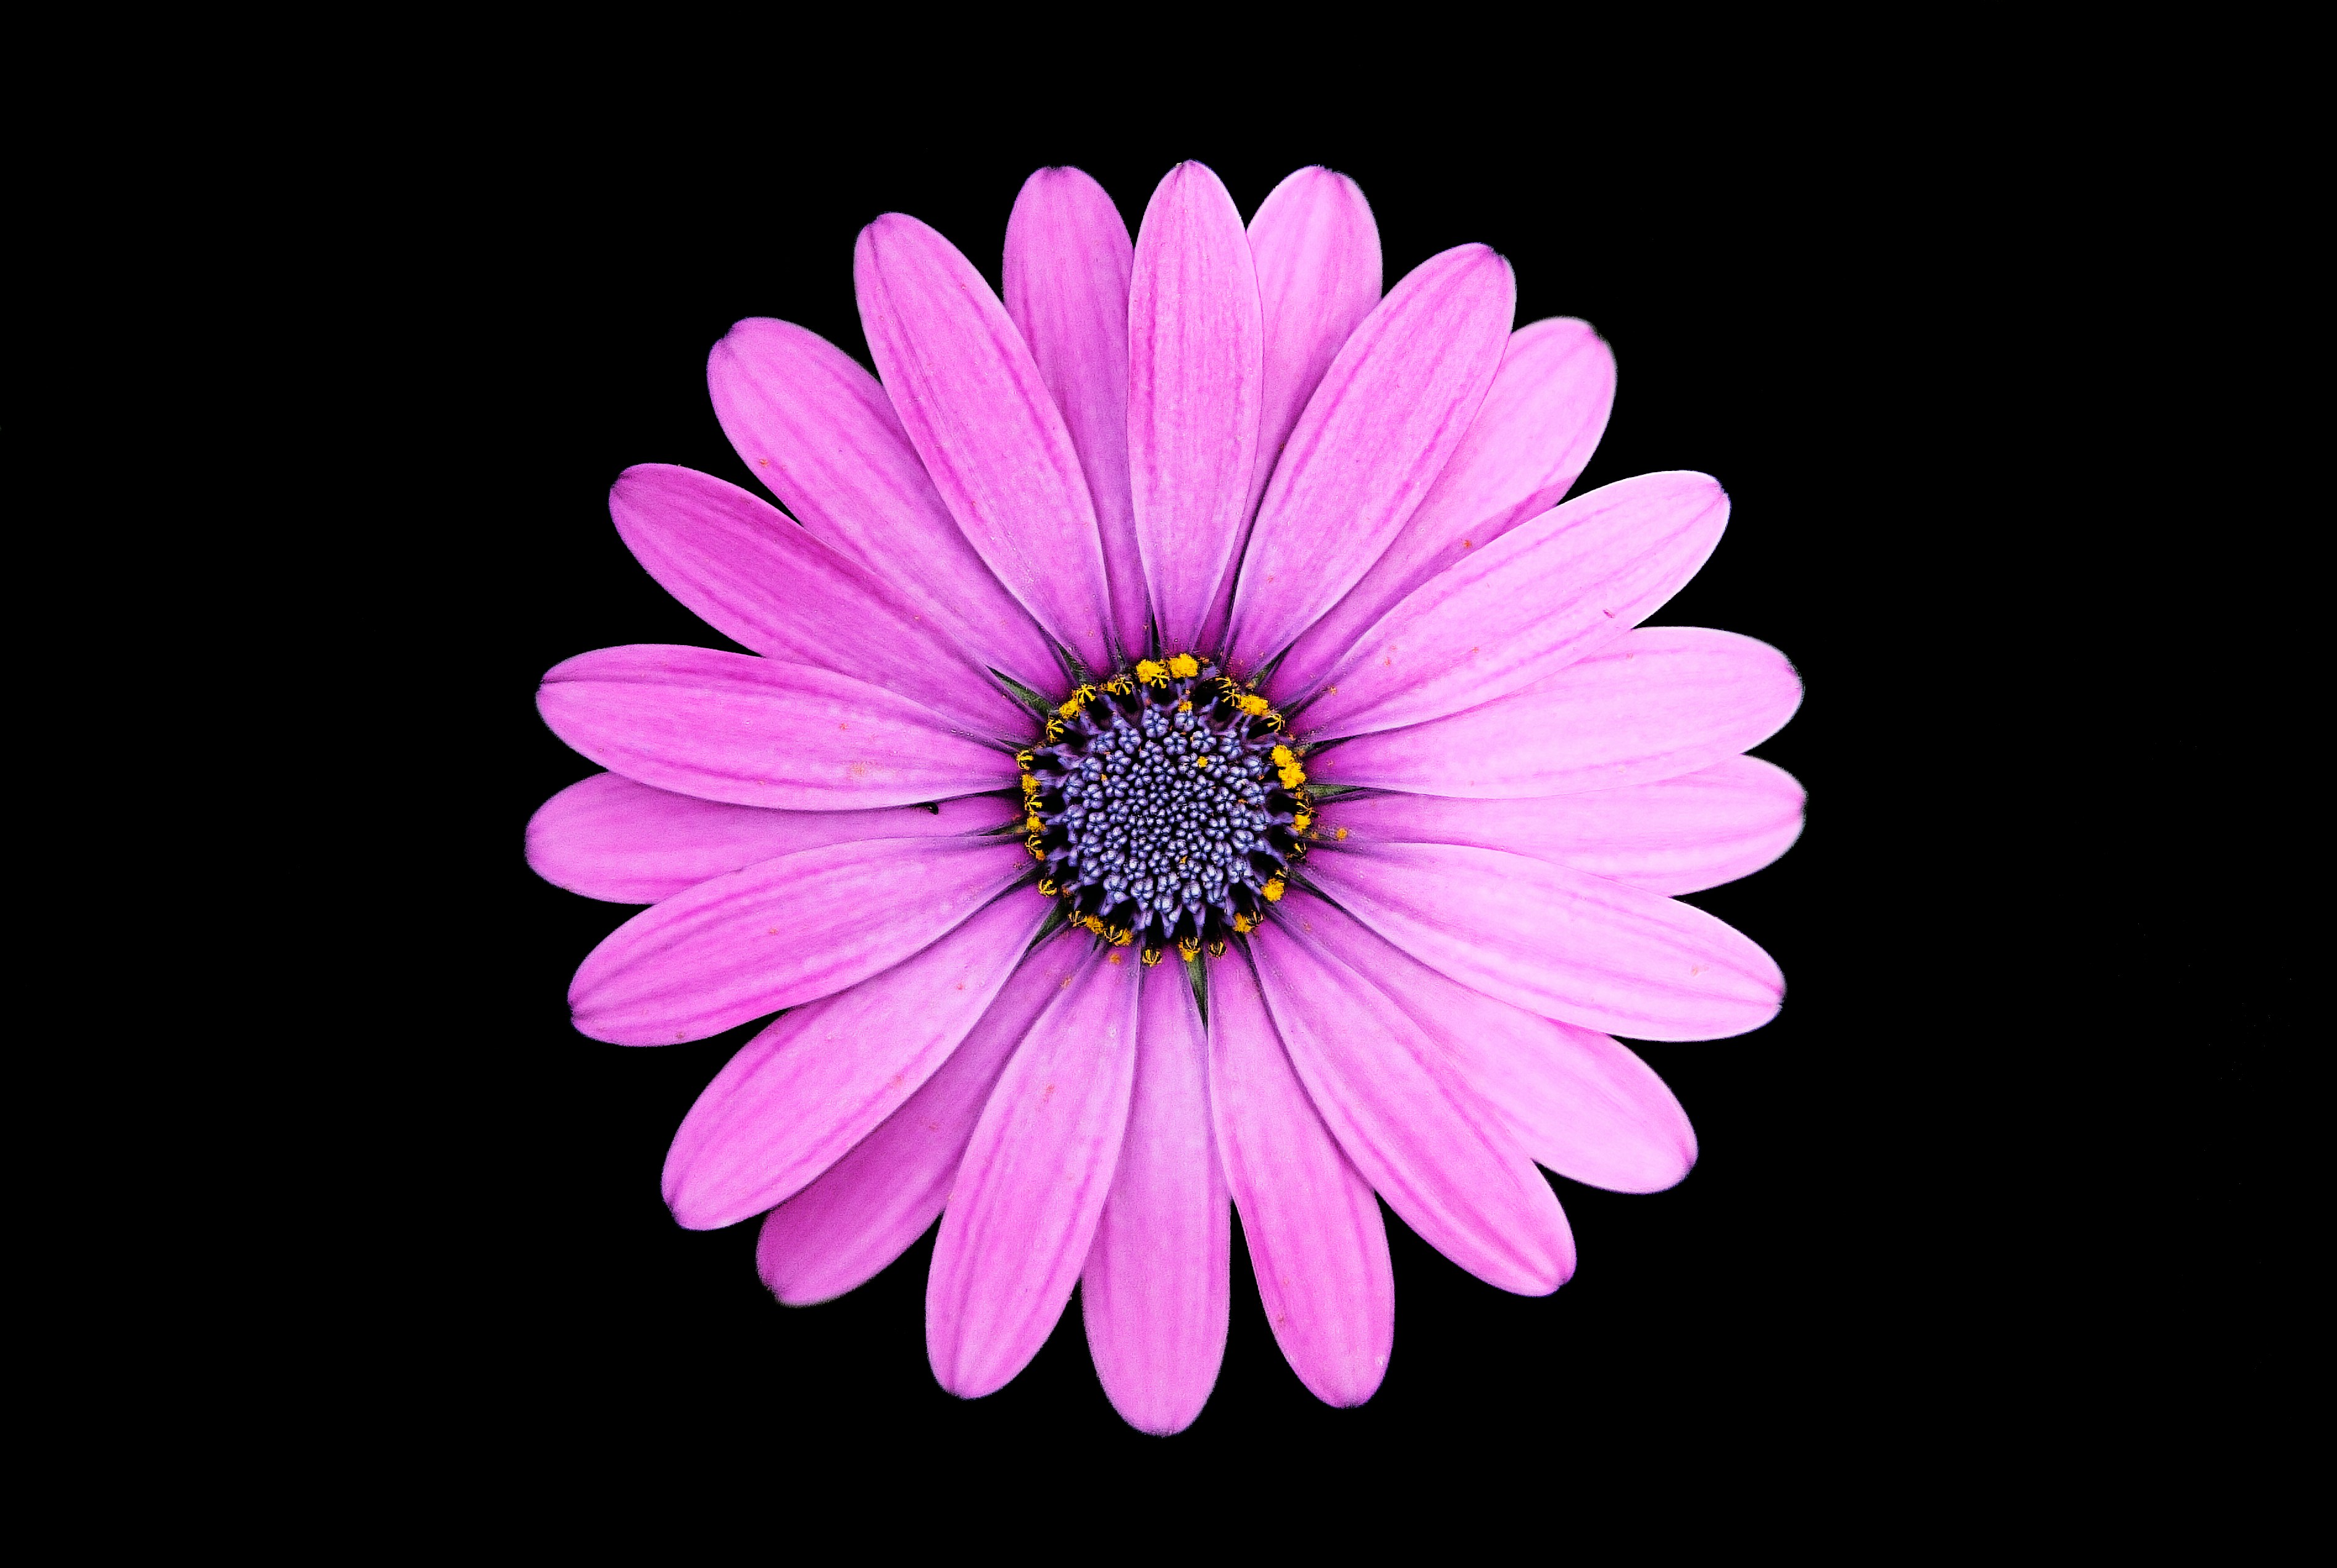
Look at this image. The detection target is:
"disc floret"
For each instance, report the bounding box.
[1022,655,1306,956]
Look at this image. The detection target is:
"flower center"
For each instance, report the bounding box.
[1022,654,1309,964]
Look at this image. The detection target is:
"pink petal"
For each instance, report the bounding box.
[856,214,1115,675]
[1081,957,1230,1435]
[1196,166,1381,655]
[1127,162,1262,656]
[1290,472,1731,738]
[1002,167,1147,657]
[1266,896,1695,1194]
[1318,755,1806,896]
[1225,244,1514,674]
[609,464,1029,736]
[707,317,1057,690]
[926,946,1141,1398]
[527,774,1009,905]
[661,891,1051,1230]
[756,928,1083,1306]
[1308,627,1801,798]
[1250,893,1573,1295]
[1304,841,1783,1042]
[537,644,1013,811]
[1206,947,1391,1406]
[1274,317,1616,698]
[568,838,1030,1046]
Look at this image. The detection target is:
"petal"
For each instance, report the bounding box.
[1305,841,1783,1041]
[1226,244,1514,673]
[1206,946,1391,1407]
[756,927,1083,1305]
[1274,317,1616,697]
[1266,896,1695,1193]
[1308,627,1802,798]
[609,464,1029,736]
[926,946,1141,1398]
[1291,472,1731,738]
[1081,957,1230,1435]
[1002,167,1147,657]
[661,891,1053,1229]
[856,214,1115,675]
[537,645,1013,810]
[1318,755,1806,897]
[1127,161,1262,656]
[527,773,1010,904]
[1196,166,1382,655]
[568,836,1030,1046]
[1250,893,1573,1295]
[707,317,1057,690]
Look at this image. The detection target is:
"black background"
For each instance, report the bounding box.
[383,118,2124,1495]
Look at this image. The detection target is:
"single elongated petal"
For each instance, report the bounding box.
[1316,755,1806,896]
[1268,896,1694,1194]
[1226,245,1514,673]
[1128,162,1262,655]
[1196,166,1381,654]
[856,214,1114,675]
[538,645,1011,811]
[1308,627,1801,798]
[1206,948,1390,1406]
[707,317,1056,688]
[569,836,1028,1045]
[1081,959,1228,1435]
[1251,895,1573,1294]
[528,774,1009,904]
[662,892,1052,1229]
[1002,168,1146,657]
[1306,841,1783,1041]
[1293,472,1730,738]
[927,947,1141,1398]
[756,928,1082,1306]
[1275,317,1615,696]
[609,464,1028,736]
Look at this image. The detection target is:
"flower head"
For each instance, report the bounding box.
[527,162,1802,1433]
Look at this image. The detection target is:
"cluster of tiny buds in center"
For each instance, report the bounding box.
[1021,654,1315,964]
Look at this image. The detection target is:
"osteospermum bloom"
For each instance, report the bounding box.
[527,162,1802,1433]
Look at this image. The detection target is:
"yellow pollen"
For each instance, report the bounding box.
[1277,764,1306,788]
[1177,700,1192,712]
[1270,745,1295,767]
[1136,659,1167,685]
[1142,947,1163,967]
[1028,838,1046,859]
[1021,774,1039,794]
[1104,675,1132,695]
[1293,812,1312,832]
[1262,877,1285,903]
[1178,938,1201,961]
[1107,951,1123,965]
[1236,694,1270,717]
[1112,927,1134,946]
[1232,914,1256,933]
[1058,696,1083,717]
[1194,755,1209,768]
[1025,814,1044,834]
[1082,915,1104,934]
[1335,827,1349,840]
[1167,653,1199,678]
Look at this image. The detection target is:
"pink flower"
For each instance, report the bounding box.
[527,162,1801,1435]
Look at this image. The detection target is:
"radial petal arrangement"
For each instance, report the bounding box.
[527,161,1803,1434]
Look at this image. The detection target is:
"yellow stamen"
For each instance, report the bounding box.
[1141,946,1163,967]
[1104,675,1133,695]
[1270,744,1294,767]
[1021,774,1040,795]
[1293,812,1312,832]
[1236,693,1270,717]
[1176,699,1193,712]
[1044,719,1065,740]
[1015,748,1035,765]
[1194,755,1210,769]
[1277,764,1306,789]
[1112,926,1134,946]
[1167,653,1199,678]
[1081,915,1104,935]
[1028,836,1046,857]
[1136,659,1167,685]
[1037,877,1058,895]
[1232,914,1255,934]
[1179,938,1200,961]
[1262,877,1285,903]
[1209,940,1227,957]
[1025,814,1044,834]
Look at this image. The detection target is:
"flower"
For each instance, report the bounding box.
[527,162,1802,1435]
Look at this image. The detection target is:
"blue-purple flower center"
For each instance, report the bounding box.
[1023,657,1306,959]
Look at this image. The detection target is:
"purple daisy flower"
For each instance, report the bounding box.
[526,162,1801,1434]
